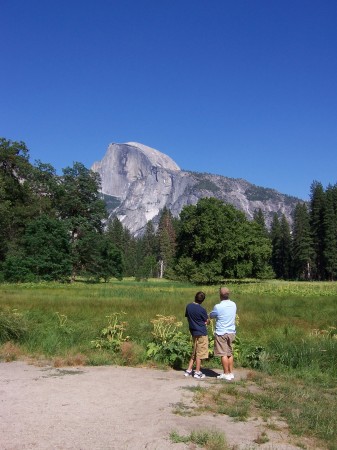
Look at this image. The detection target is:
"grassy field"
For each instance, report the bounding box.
[1,279,336,448]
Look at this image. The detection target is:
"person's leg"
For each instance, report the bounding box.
[194,336,207,377]
[187,356,195,372]
[228,355,234,373]
[185,337,197,374]
[195,356,201,372]
[221,355,230,374]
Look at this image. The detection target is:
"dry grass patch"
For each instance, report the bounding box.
[0,341,22,361]
[120,341,146,365]
[52,353,88,367]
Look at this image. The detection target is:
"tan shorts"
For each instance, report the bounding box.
[214,333,235,357]
[191,335,209,360]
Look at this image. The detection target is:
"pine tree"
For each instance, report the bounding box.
[251,210,273,278]
[157,208,177,278]
[292,203,314,280]
[310,181,325,280]
[253,208,269,237]
[0,138,36,260]
[323,185,337,280]
[270,214,282,278]
[106,217,136,277]
[57,162,107,279]
[134,222,158,279]
[280,214,292,279]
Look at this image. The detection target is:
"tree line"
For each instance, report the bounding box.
[1,138,336,283]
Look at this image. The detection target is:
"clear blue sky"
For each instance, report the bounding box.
[2,0,337,200]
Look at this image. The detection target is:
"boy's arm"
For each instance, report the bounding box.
[202,307,210,325]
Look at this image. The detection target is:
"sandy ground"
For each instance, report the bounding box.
[0,362,307,450]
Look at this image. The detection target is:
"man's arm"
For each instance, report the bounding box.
[209,305,217,319]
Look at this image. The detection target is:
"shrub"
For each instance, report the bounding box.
[146,315,191,368]
[0,308,28,343]
[91,312,129,352]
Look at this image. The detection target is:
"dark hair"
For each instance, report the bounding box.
[195,291,206,304]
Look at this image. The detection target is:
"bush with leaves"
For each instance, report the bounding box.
[146,315,191,368]
[91,312,129,352]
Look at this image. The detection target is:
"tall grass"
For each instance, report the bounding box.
[1,279,336,445]
[0,279,336,372]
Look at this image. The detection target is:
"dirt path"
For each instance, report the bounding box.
[0,362,304,449]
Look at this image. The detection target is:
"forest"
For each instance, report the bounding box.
[1,137,337,283]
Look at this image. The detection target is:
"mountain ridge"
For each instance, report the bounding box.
[91,142,303,236]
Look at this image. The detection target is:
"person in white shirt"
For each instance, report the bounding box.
[209,287,237,380]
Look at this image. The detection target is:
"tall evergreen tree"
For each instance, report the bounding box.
[270,214,282,278]
[292,203,314,280]
[310,181,325,280]
[250,213,273,278]
[253,208,269,237]
[133,222,158,279]
[323,185,337,280]
[106,217,137,277]
[57,162,107,279]
[157,208,177,278]
[279,214,292,279]
[95,236,124,282]
[271,214,292,279]
[0,138,36,260]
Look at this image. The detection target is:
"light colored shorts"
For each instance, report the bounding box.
[191,335,209,360]
[214,333,235,357]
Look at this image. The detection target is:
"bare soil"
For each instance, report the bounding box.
[0,361,311,449]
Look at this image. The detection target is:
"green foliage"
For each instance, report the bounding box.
[2,256,36,282]
[22,215,72,281]
[241,345,266,369]
[157,208,177,277]
[146,315,191,368]
[97,237,124,282]
[175,197,273,282]
[106,217,136,277]
[170,429,228,450]
[245,185,277,201]
[0,308,27,343]
[91,313,129,352]
[292,202,314,280]
[193,179,220,193]
[270,213,292,279]
[2,215,72,282]
[173,256,198,282]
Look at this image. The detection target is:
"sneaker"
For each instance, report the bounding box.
[193,371,205,379]
[184,370,193,377]
[217,373,232,381]
[228,373,235,380]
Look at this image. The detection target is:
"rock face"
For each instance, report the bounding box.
[91,142,302,236]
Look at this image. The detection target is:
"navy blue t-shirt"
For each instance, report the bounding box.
[185,302,208,336]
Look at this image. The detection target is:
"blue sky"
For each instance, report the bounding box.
[2,0,337,200]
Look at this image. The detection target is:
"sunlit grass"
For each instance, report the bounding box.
[1,278,336,447]
[0,279,336,368]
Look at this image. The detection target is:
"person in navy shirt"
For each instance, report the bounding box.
[184,291,210,379]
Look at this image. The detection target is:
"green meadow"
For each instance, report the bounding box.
[1,279,336,448]
[1,279,336,372]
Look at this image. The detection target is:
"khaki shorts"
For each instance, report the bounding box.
[214,333,235,357]
[191,335,209,360]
